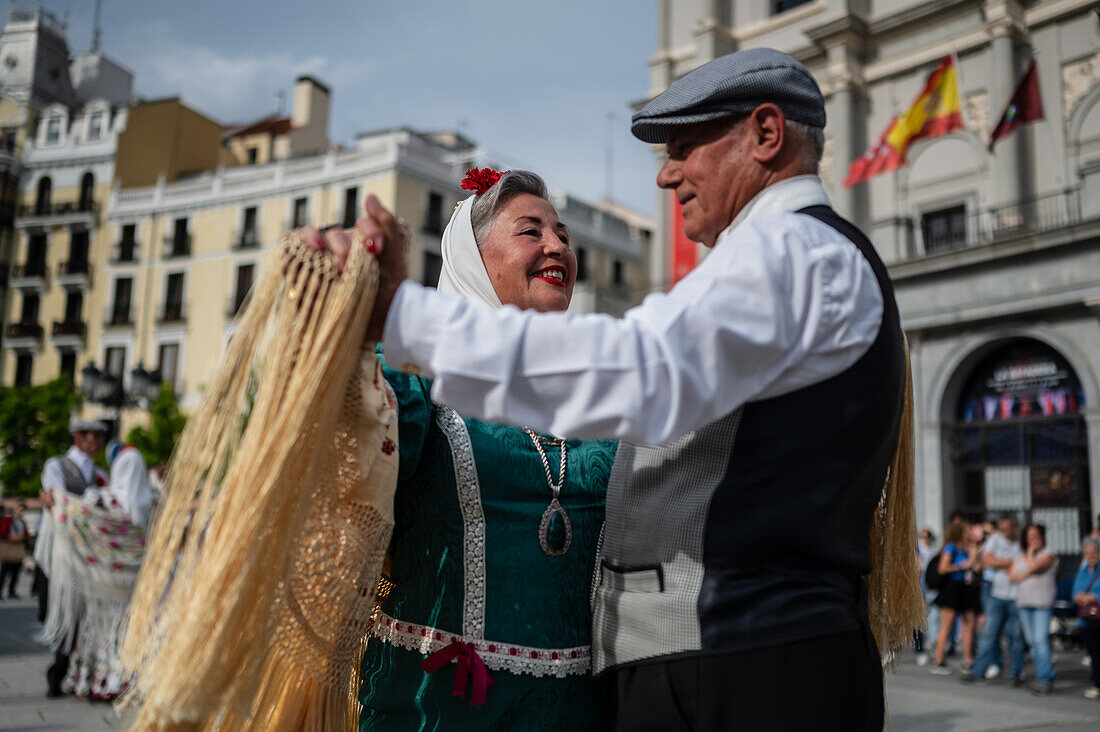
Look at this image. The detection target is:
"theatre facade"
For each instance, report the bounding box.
[648,0,1100,544]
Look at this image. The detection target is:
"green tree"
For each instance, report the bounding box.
[126,383,187,468]
[0,378,82,497]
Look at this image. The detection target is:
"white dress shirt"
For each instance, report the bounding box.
[383,176,884,445]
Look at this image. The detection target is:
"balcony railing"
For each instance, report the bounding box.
[909,188,1086,258]
[226,292,250,317]
[51,320,86,338]
[422,214,445,235]
[11,262,47,279]
[57,259,89,276]
[6,321,43,339]
[113,240,138,262]
[158,303,187,323]
[164,234,191,258]
[18,201,100,218]
[234,229,260,249]
[106,309,133,326]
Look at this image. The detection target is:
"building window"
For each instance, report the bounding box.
[343,186,359,228]
[246,147,258,164]
[232,263,254,315]
[78,172,94,212]
[66,229,89,274]
[35,176,51,214]
[612,259,625,287]
[921,205,968,254]
[59,351,77,382]
[424,192,444,234]
[773,0,812,13]
[239,206,258,248]
[422,251,442,288]
[87,112,104,141]
[576,247,588,282]
[1,129,16,152]
[118,224,137,261]
[63,290,83,324]
[14,353,32,386]
[169,217,190,257]
[162,272,185,322]
[44,116,62,145]
[25,233,47,276]
[158,343,180,394]
[110,277,133,325]
[20,292,39,324]
[292,197,308,228]
[104,346,126,377]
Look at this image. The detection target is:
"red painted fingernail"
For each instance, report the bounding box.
[366,238,378,254]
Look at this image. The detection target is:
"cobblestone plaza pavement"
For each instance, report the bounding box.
[3,565,1100,731]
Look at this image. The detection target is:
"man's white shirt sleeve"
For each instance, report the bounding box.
[384,211,884,445]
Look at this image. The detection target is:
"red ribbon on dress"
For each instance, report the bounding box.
[421,639,495,706]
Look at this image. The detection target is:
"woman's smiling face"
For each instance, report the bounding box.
[479,193,577,312]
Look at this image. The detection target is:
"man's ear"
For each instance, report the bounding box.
[748,103,785,164]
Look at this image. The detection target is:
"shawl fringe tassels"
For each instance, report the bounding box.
[866,334,926,667]
[118,232,398,730]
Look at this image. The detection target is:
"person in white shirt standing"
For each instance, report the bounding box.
[317,48,919,730]
[962,515,1025,684]
[36,418,108,698]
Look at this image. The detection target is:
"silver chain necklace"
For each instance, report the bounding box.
[523,427,572,557]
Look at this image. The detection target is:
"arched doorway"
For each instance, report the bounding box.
[943,338,1091,554]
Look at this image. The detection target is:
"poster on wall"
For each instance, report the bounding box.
[960,344,1085,423]
[1030,465,1080,508]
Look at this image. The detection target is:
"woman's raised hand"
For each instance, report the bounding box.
[305,194,410,342]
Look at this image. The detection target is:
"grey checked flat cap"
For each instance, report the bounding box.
[632,48,825,143]
[70,417,108,433]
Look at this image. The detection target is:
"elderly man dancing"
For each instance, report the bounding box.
[322,48,916,731]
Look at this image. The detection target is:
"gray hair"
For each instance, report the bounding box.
[786,119,824,174]
[1083,537,1100,553]
[469,170,549,246]
[725,115,823,175]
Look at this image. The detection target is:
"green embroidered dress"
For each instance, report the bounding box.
[359,358,616,731]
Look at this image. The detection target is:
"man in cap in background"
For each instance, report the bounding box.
[37,418,108,697]
[325,47,908,730]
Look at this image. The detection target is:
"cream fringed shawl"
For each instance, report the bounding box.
[866,334,926,664]
[119,232,399,730]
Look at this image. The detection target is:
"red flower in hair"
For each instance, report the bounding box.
[461,167,506,195]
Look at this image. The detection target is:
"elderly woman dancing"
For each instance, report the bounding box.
[338,169,617,730]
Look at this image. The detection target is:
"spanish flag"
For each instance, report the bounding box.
[845,56,964,187]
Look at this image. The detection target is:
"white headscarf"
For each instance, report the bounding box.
[435,196,503,310]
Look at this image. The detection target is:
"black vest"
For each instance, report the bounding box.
[592,206,906,672]
[698,205,906,649]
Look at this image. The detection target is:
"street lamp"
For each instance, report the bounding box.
[79,361,163,438]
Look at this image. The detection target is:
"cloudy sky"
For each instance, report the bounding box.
[35,0,661,216]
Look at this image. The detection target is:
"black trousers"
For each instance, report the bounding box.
[606,628,884,732]
[1083,626,1100,690]
[34,566,48,623]
[0,561,20,596]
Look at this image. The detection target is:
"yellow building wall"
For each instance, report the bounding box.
[71,171,406,411]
